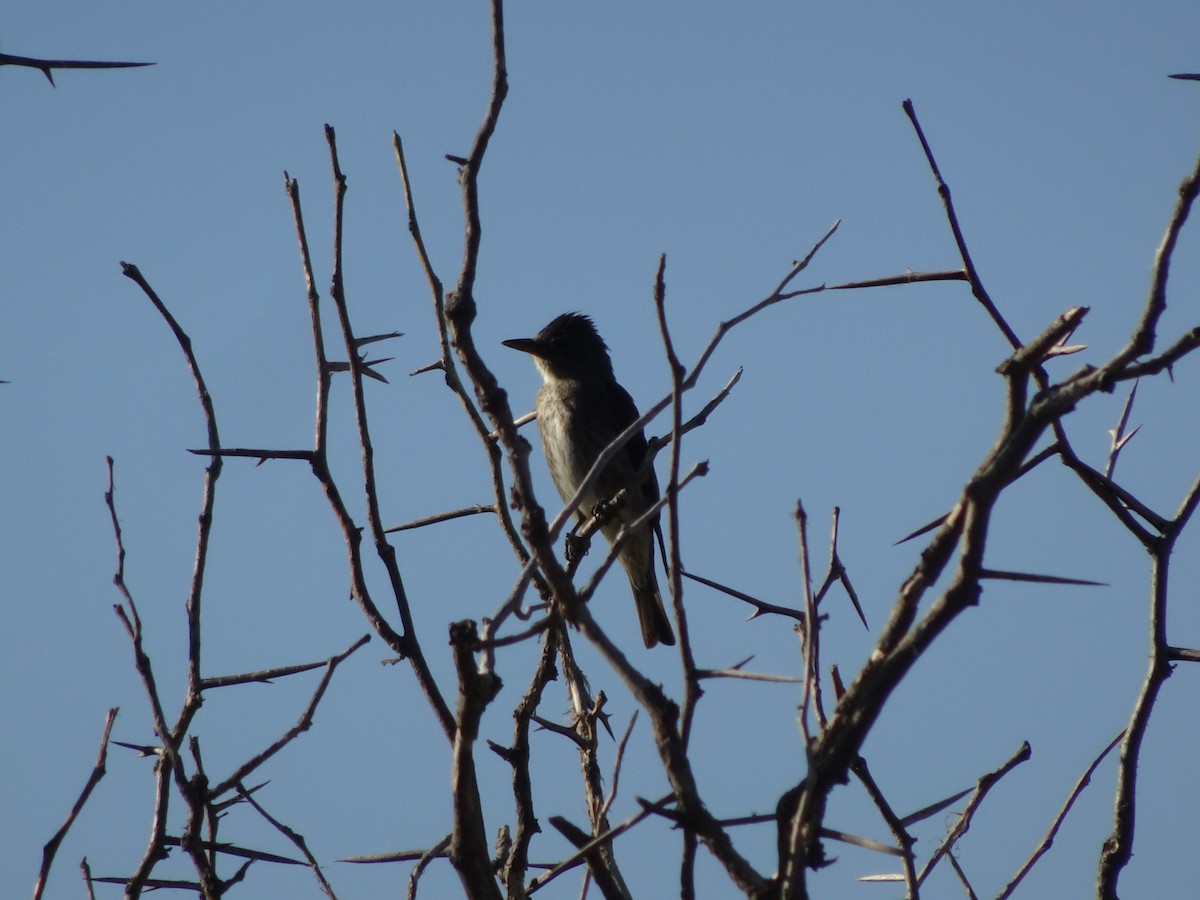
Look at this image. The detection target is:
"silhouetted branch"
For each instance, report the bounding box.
[0,51,152,87]
[902,99,1020,350]
[916,742,1031,885]
[999,730,1124,899]
[235,781,339,899]
[386,504,497,533]
[35,709,118,900]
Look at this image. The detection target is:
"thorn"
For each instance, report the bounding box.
[1113,424,1142,452]
[410,360,445,377]
[354,330,404,347]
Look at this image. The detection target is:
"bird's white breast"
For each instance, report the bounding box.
[536,378,589,500]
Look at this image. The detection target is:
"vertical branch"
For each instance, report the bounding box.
[1098,472,1200,896]
[286,150,455,739]
[126,758,173,898]
[448,622,504,900]
[119,263,222,733]
[650,256,703,897]
[1103,381,1139,480]
[498,627,557,897]
[795,501,825,734]
[455,0,508,302]
[437,0,587,659]
[105,455,220,897]
[392,132,542,600]
[332,127,456,738]
[324,125,390,542]
[651,257,700,734]
[565,597,767,895]
[117,267,229,897]
[557,634,632,897]
[285,174,334,455]
[79,858,97,900]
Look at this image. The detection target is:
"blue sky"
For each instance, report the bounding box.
[5,2,1200,898]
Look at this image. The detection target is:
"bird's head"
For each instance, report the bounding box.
[503,312,615,381]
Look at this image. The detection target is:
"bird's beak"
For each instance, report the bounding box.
[502,337,546,358]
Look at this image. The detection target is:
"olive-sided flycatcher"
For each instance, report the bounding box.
[504,313,676,648]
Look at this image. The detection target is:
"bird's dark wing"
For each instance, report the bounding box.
[607,382,661,511]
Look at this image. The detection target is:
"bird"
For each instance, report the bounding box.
[504,313,676,648]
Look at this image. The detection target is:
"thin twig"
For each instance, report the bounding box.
[828,269,968,290]
[795,501,825,734]
[902,100,1021,350]
[999,730,1124,899]
[850,757,917,896]
[200,640,370,689]
[35,709,119,900]
[408,835,453,900]
[527,795,675,894]
[946,849,979,900]
[498,628,559,892]
[386,504,497,533]
[682,570,805,623]
[577,463,708,605]
[121,261,222,739]
[208,634,371,798]
[1104,380,1140,480]
[235,781,338,898]
[600,713,640,822]
[917,742,1031,885]
[652,256,702,758]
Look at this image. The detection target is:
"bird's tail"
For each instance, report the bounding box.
[633,580,675,648]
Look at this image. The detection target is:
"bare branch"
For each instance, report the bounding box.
[0,51,152,87]
[999,730,1124,899]
[497,629,559,894]
[946,849,980,900]
[547,816,632,900]
[828,269,968,290]
[35,709,119,900]
[917,742,1031,885]
[234,781,339,898]
[121,261,221,735]
[682,569,806,624]
[902,99,1021,350]
[850,756,918,894]
[200,635,370,689]
[1105,380,1140,479]
[447,621,503,899]
[527,795,675,895]
[208,635,371,798]
[409,835,454,900]
[652,255,703,763]
[386,504,497,533]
